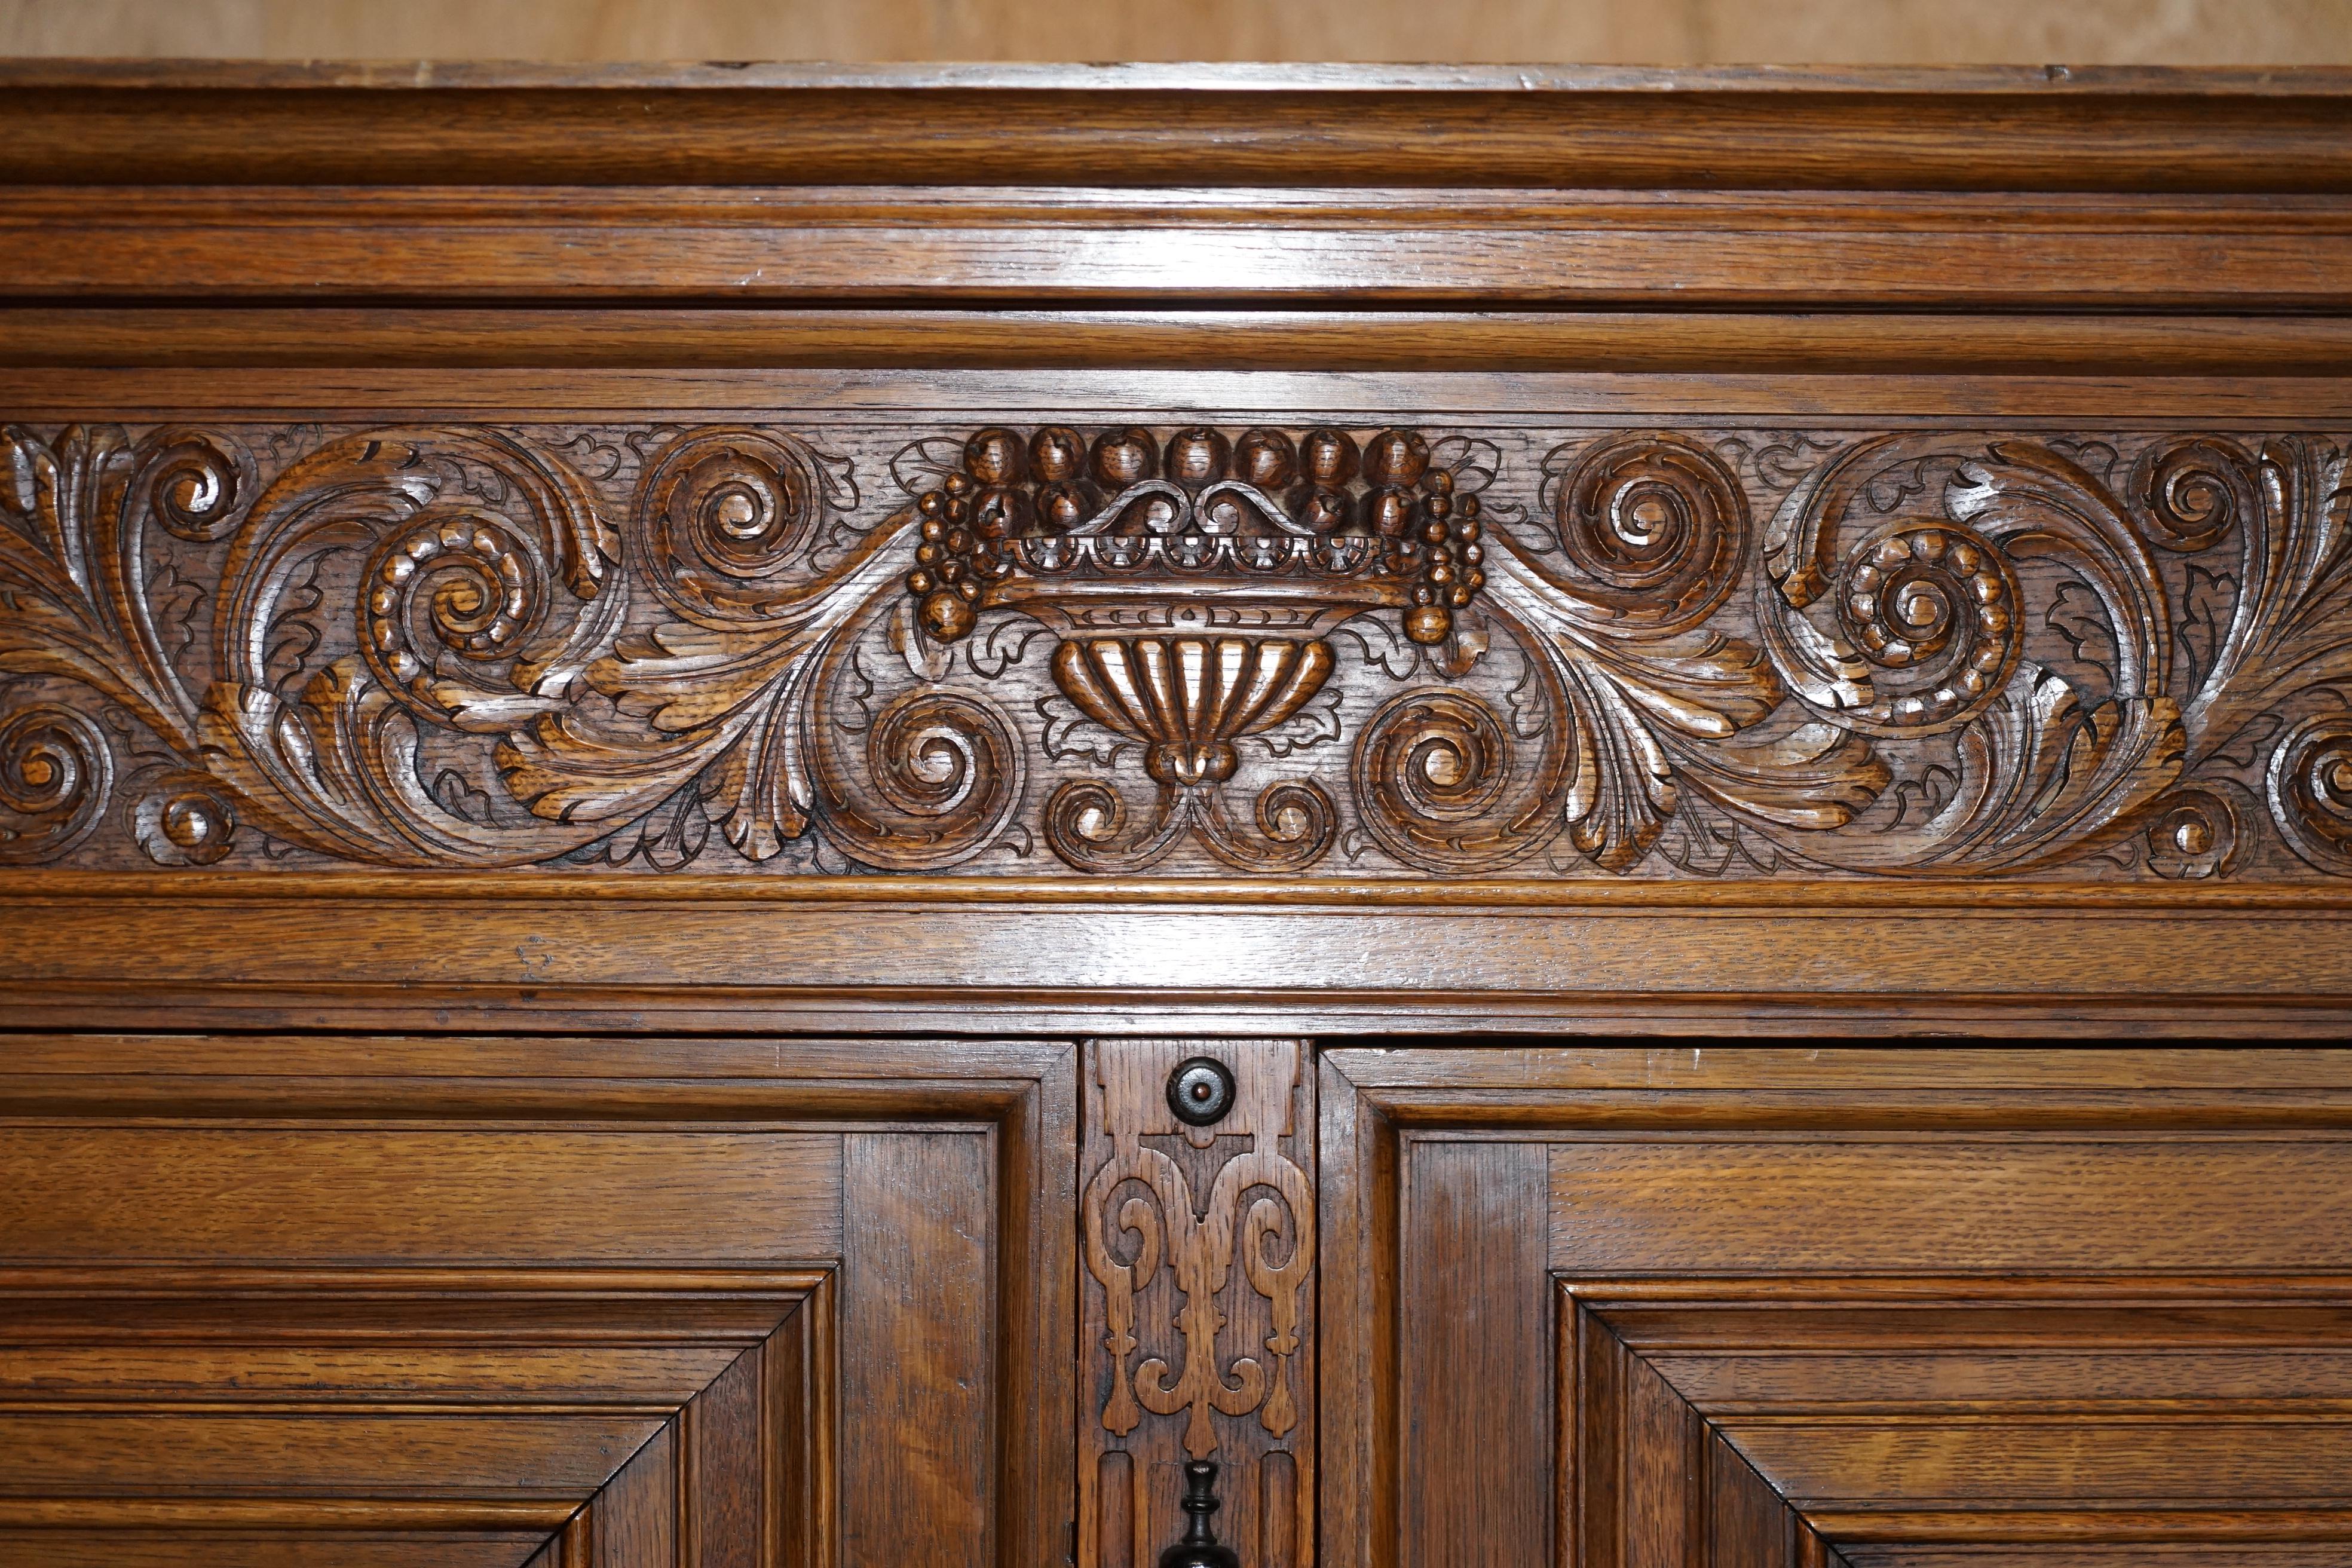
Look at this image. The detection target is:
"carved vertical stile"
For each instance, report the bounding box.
[1080,1039,1316,1568]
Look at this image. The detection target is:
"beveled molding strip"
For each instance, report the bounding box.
[7,415,2352,890]
[12,311,2352,374]
[8,871,2352,909]
[11,198,2352,310]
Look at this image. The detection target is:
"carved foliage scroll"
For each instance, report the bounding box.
[1079,1038,1314,1568]
[2,416,2348,879]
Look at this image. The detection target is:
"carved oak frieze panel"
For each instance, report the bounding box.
[3,415,2347,879]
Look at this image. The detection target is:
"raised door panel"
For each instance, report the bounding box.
[1320,1046,2352,1568]
[0,1034,1076,1567]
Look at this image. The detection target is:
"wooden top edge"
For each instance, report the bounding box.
[12,63,2350,193]
[5,62,2352,94]
[4,871,2348,912]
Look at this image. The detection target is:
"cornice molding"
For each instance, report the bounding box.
[7,65,2352,191]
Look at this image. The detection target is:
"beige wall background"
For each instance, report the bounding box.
[2,0,2349,65]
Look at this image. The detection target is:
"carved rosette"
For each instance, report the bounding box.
[3,416,2350,881]
[1079,1039,1314,1567]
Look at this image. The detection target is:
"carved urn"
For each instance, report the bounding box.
[902,424,1488,791]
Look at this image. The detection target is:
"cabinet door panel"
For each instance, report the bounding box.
[1322,1047,2352,1568]
[0,1035,1075,1568]
[838,1130,995,1568]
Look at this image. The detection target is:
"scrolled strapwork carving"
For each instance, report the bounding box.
[1079,1039,1315,1566]
[4,416,2350,879]
[1083,1042,1313,1457]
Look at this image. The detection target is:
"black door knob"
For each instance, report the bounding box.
[1166,1056,1236,1128]
[1158,1459,1241,1568]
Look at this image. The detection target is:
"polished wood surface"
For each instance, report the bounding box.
[1080,1040,1314,1566]
[4,65,2351,1567]
[14,406,2341,890]
[1321,1046,2352,1567]
[10,875,2352,1037]
[16,310,2352,373]
[0,1034,1077,1566]
[10,199,2348,308]
[8,63,2351,189]
[2,69,2339,1030]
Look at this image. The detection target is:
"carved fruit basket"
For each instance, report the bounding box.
[900,424,1489,866]
[898,421,1486,846]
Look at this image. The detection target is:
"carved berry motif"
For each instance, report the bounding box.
[899,424,1489,648]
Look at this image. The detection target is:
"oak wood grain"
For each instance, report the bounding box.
[18,367,2352,420]
[15,1534,559,1568]
[0,1265,828,1567]
[1397,1140,1549,1567]
[841,1132,993,1568]
[1079,1039,1313,1567]
[14,308,2352,374]
[1550,1140,2352,1274]
[592,1422,675,1568]
[1322,1048,2352,1568]
[0,1128,843,1264]
[7,893,2350,1036]
[11,195,2348,306]
[1315,1049,1396,1567]
[6,64,2352,1563]
[0,1037,1079,1566]
[6,71,2350,192]
[1592,1291,2352,1559]
[677,1339,767,1568]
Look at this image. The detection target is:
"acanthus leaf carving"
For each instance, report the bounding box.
[2,415,2348,880]
[191,424,627,867]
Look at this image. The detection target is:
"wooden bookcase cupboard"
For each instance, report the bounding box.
[3,62,2352,1567]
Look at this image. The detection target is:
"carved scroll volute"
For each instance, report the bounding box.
[1081,1039,1315,1568]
